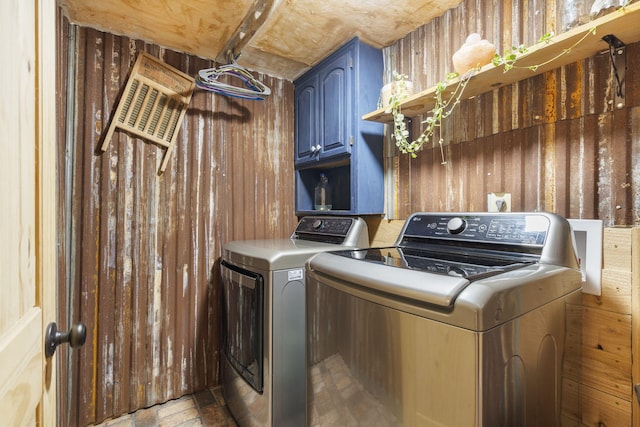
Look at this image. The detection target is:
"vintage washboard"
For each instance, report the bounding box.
[101,52,195,174]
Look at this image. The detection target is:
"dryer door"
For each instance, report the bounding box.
[221,260,264,392]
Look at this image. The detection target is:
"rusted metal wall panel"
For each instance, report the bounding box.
[56,21,296,426]
[56,9,74,427]
[384,0,640,226]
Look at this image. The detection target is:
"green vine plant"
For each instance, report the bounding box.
[390,27,598,163]
[390,70,471,162]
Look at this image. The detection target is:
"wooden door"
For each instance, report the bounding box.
[0,0,58,425]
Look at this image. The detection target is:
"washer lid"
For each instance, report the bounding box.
[223,238,350,271]
[309,251,472,307]
[223,216,369,271]
[311,246,531,307]
[340,246,533,280]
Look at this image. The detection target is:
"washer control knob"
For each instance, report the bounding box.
[312,219,323,230]
[447,217,466,234]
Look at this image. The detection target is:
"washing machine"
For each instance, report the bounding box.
[220,216,369,427]
[306,212,582,426]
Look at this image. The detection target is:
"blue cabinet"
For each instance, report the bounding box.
[295,47,351,164]
[294,37,384,215]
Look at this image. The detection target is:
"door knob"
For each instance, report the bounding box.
[45,322,87,358]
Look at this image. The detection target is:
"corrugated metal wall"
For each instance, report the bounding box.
[56,17,296,426]
[378,4,640,426]
[54,0,640,425]
[384,0,640,226]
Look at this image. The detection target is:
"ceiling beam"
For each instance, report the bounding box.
[215,0,276,64]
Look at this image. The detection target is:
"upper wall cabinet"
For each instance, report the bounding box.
[294,37,384,215]
[295,47,352,164]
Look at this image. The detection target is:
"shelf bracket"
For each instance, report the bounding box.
[602,34,626,109]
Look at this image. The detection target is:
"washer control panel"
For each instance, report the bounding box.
[403,213,551,246]
[296,217,355,236]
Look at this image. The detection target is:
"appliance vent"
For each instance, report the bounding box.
[101,52,195,174]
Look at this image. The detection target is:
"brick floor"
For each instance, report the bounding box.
[93,387,237,427]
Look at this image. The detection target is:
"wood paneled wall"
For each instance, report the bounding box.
[578,228,635,426]
[384,0,640,227]
[55,18,296,426]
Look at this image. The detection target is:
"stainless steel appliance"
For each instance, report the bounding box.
[306,212,582,426]
[221,216,369,427]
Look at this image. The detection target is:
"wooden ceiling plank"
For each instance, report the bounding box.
[57,0,466,80]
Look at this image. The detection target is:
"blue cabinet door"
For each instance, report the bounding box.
[294,75,318,164]
[294,44,352,166]
[319,49,351,160]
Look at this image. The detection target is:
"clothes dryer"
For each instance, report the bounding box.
[221,216,369,427]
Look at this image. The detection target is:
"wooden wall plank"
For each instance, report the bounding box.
[582,269,632,315]
[632,228,640,427]
[582,384,633,427]
[582,306,631,362]
[367,219,405,247]
[561,379,581,424]
[603,228,633,270]
[579,306,631,400]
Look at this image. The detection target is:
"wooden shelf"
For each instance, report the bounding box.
[363,2,640,123]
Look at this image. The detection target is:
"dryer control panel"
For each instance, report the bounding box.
[292,216,369,247]
[296,217,354,236]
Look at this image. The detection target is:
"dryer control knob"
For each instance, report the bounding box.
[447,217,466,234]
[312,219,323,230]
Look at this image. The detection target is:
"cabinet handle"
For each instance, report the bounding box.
[310,145,317,153]
[315,144,322,152]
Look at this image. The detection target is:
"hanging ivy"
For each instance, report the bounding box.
[389,28,599,163]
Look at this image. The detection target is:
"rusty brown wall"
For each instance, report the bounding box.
[379,3,640,425]
[55,17,296,426]
[54,1,640,425]
[384,0,640,226]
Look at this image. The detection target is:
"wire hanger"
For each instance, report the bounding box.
[195,51,271,100]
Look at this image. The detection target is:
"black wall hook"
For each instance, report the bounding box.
[602,34,626,105]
